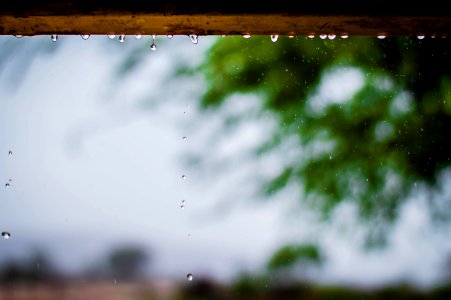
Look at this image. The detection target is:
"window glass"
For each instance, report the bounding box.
[1,34,451,299]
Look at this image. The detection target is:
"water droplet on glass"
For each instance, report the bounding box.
[377,35,386,39]
[167,34,173,39]
[14,35,23,38]
[5,183,10,188]
[182,136,187,141]
[308,34,315,38]
[150,35,157,50]
[182,175,187,180]
[242,34,251,39]
[8,150,12,156]
[340,34,349,39]
[119,34,125,43]
[328,34,336,40]
[135,33,142,39]
[417,35,425,40]
[51,34,58,42]
[2,232,10,239]
[270,35,278,42]
[189,34,198,44]
[187,273,193,281]
[81,34,90,40]
[107,33,116,39]
[319,34,327,39]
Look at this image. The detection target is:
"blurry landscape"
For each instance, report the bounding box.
[1,34,451,299]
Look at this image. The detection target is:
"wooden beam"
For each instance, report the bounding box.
[1,1,451,36]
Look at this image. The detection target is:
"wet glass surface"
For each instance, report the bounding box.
[1,34,451,299]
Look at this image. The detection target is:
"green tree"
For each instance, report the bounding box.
[268,244,322,271]
[195,36,451,246]
[108,246,149,281]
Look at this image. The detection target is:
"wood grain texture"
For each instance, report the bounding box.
[1,1,450,35]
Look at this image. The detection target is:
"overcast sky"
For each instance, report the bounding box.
[1,35,451,288]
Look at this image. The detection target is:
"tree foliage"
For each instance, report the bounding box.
[198,36,451,244]
[268,244,322,271]
[108,246,149,281]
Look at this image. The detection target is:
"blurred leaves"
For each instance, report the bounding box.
[195,36,451,245]
[267,244,322,271]
[0,36,61,91]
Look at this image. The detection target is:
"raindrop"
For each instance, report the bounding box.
[8,150,12,156]
[119,34,125,43]
[181,175,187,180]
[340,34,349,39]
[80,34,90,40]
[167,34,173,39]
[14,35,23,38]
[51,34,58,42]
[189,34,198,44]
[2,232,10,239]
[107,33,116,39]
[135,33,142,39]
[187,273,193,281]
[270,35,278,42]
[329,155,332,160]
[319,34,327,39]
[5,183,10,188]
[183,111,187,115]
[377,35,386,39]
[114,279,117,284]
[308,34,315,38]
[150,35,157,50]
[242,34,251,39]
[182,136,187,141]
[8,179,12,182]
[181,199,186,209]
[417,35,425,40]
[327,34,336,40]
